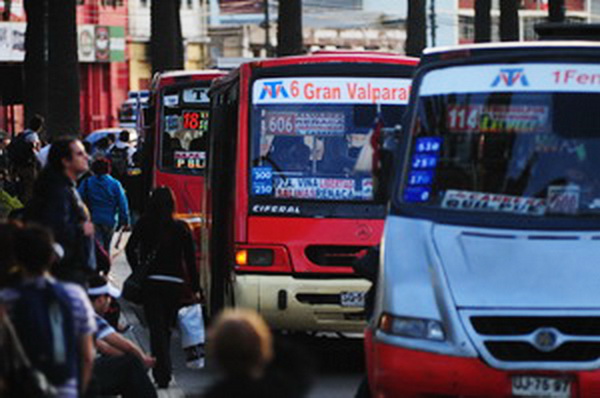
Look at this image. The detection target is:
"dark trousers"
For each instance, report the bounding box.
[143,279,183,386]
[94,224,115,255]
[89,353,157,398]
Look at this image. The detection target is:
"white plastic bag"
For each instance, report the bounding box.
[177,303,206,369]
[177,303,205,348]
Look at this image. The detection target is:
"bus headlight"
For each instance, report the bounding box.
[379,313,445,341]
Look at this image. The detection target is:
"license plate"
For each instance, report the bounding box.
[340,291,365,307]
[512,375,571,397]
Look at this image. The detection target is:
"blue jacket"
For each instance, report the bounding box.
[78,174,130,229]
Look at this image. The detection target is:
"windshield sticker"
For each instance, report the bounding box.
[273,177,372,200]
[174,151,205,169]
[165,115,180,133]
[251,166,274,196]
[411,154,438,169]
[447,105,548,134]
[404,186,431,203]
[407,170,434,186]
[441,190,546,215]
[415,137,442,153]
[253,77,412,105]
[264,111,346,136]
[547,185,580,215]
[534,136,587,161]
[420,64,600,96]
[182,87,209,104]
[182,110,209,132]
[163,94,179,107]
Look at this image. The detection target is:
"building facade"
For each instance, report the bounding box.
[457,0,591,44]
[0,0,129,134]
[77,0,129,133]
[127,0,210,92]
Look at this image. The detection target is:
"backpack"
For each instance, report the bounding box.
[108,146,129,178]
[11,280,78,386]
[7,133,35,168]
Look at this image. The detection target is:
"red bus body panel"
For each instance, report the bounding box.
[365,329,600,398]
[150,70,225,214]
[246,217,383,274]
[232,54,418,256]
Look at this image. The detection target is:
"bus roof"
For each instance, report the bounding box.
[244,52,419,69]
[422,40,600,63]
[151,69,227,91]
[210,52,418,96]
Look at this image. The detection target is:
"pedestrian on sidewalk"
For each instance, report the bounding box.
[205,309,312,398]
[1,224,96,397]
[125,186,200,389]
[108,130,135,181]
[7,115,43,203]
[86,275,157,398]
[78,158,131,255]
[25,138,96,285]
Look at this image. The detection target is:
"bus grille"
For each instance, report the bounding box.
[485,341,600,362]
[471,316,600,336]
[305,245,371,267]
[465,315,600,365]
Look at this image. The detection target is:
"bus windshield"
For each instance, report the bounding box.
[250,77,411,202]
[160,85,210,174]
[401,63,600,217]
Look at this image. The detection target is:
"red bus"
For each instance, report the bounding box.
[143,70,226,216]
[203,53,417,332]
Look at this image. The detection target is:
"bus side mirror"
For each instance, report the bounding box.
[374,125,402,202]
[382,124,402,153]
[141,105,154,130]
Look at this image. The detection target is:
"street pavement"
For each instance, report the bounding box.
[109,233,363,398]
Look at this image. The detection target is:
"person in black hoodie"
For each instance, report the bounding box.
[125,186,199,388]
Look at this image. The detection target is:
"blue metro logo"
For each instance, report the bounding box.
[259,81,290,100]
[491,68,529,87]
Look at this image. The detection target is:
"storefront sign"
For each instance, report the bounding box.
[0,22,25,62]
[0,0,25,22]
[77,24,124,63]
[78,25,95,62]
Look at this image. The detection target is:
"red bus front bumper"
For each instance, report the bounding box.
[365,329,600,398]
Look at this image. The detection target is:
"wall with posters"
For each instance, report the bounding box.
[0,22,25,62]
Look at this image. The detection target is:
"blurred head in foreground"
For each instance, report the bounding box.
[208,309,273,379]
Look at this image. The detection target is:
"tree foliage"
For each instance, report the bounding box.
[47,0,80,137]
[500,0,519,41]
[475,0,491,43]
[277,0,303,57]
[151,0,184,74]
[549,0,566,22]
[23,0,47,124]
[406,0,426,57]
[23,0,80,138]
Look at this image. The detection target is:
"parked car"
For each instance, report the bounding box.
[84,127,138,148]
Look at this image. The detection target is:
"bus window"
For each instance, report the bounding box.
[160,86,210,174]
[250,82,406,203]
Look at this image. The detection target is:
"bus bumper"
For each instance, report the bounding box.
[365,329,600,398]
[233,274,370,333]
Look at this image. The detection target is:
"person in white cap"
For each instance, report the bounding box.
[87,274,157,398]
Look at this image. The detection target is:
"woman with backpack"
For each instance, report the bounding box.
[125,187,200,389]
